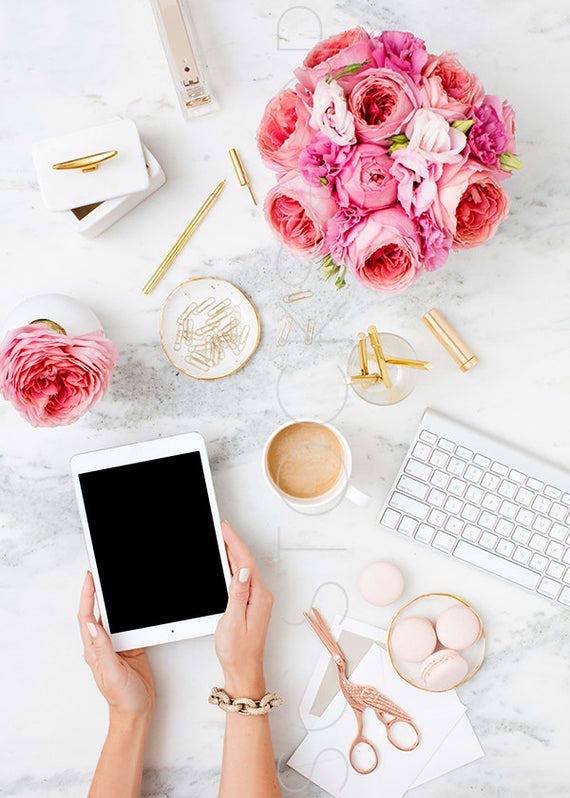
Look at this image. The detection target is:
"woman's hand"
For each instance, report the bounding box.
[215,521,274,699]
[78,571,155,723]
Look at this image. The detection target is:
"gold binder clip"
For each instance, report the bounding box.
[52,149,119,173]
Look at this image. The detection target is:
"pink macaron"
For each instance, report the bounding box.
[358,561,405,606]
[389,616,437,663]
[420,649,470,691]
[435,604,482,650]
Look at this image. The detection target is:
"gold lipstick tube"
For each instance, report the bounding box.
[422,309,478,372]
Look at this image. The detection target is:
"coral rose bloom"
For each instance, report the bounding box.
[420,52,485,122]
[434,158,510,249]
[348,68,418,143]
[295,27,376,92]
[345,206,422,292]
[264,170,338,258]
[0,324,118,427]
[256,87,314,171]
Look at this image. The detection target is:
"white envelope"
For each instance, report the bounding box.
[287,616,484,798]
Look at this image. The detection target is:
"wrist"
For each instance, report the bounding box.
[222,668,266,700]
[109,707,154,735]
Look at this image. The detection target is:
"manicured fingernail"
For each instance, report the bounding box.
[87,622,98,638]
[238,567,250,583]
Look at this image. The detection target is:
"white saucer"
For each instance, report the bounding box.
[160,277,261,380]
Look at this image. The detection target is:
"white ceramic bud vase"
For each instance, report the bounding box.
[0,293,102,341]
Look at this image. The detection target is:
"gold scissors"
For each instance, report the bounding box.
[304,607,420,774]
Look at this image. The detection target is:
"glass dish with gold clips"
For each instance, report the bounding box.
[160,277,260,380]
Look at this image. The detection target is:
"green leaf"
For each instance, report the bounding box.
[319,177,329,186]
[322,254,340,280]
[498,151,523,170]
[334,266,347,289]
[387,133,409,155]
[329,60,371,82]
[451,119,475,134]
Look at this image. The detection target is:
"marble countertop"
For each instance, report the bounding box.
[1,1,569,796]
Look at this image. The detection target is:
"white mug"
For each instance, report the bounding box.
[262,418,370,514]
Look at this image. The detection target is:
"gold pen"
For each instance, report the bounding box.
[367,326,392,389]
[386,358,432,370]
[228,148,257,205]
[357,332,369,376]
[142,179,226,295]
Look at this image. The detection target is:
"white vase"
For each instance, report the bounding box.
[0,293,102,340]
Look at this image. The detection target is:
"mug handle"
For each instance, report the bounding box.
[345,481,371,507]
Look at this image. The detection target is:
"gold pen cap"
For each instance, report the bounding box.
[422,309,478,372]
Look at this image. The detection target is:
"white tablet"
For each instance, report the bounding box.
[70,431,232,651]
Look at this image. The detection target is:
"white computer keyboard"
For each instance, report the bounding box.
[378,408,570,608]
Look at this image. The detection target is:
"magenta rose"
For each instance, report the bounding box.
[433,157,510,248]
[298,134,352,187]
[0,324,119,427]
[372,30,428,81]
[295,27,376,93]
[417,211,453,271]
[256,87,314,171]
[324,205,365,265]
[468,95,516,166]
[344,206,423,292]
[420,52,485,122]
[348,68,419,143]
[264,170,338,257]
[335,143,398,210]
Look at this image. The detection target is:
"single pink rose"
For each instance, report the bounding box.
[0,324,118,427]
[420,52,485,122]
[372,30,428,81]
[335,143,398,210]
[295,27,376,93]
[433,157,510,248]
[348,68,419,144]
[309,79,356,146]
[344,205,423,292]
[264,170,338,258]
[256,87,314,171]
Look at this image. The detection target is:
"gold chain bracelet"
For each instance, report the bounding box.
[208,686,283,716]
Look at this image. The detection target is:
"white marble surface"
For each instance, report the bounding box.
[1,1,570,796]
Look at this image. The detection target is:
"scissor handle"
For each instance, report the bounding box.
[348,734,379,775]
[383,715,421,751]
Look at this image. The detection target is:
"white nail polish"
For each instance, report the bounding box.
[87,622,98,638]
[238,567,250,583]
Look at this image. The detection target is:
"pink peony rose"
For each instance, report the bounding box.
[390,148,442,216]
[298,134,352,187]
[372,30,428,81]
[348,68,419,143]
[295,27,376,93]
[420,52,485,122]
[417,211,453,271]
[335,143,398,210]
[256,87,314,171]
[404,108,466,163]
[323,205,365,265]
[468,95,516,166]
[0,324,118,427]
[264,169,338,257]
[433,157,510,248]
[309,79,357,146]
[344,205,423,291]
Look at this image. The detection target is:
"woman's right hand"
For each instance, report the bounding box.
[214,521,274,698]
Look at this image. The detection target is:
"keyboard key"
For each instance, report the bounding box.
[499,501,518,520]
[497,539,515,558]
[448,478,467,497]
[398,516,418,536]
[430,469,450,489]
[415,523,435,543]
[496,518,514,537]
[404,458,432,481]
[419,430,438,444]
[498,480,517,499]
[462,524,480,542]
[464,465,483,483]
[515,487,534,506]
[549,523,568,542]
[527,477,544,492]
[530,553,547,572]
[412,442,431,461]
[559,587,570,605]
[444,517,463,535]
[529,534,547,552]
[516,508,534,526]
[465,485,484,503]
[509,469,526,483]
[461,503,480,522]
[491,461,509,476]
[513,546,532,565]
[482,493,501,512]
[438,437,455,452]
[427,488,446,507]
[397,475,429,500]
[548,502,567,521]
[429,449,449,468]
[532,515,551,535]
[546,561,565,580]
[479,511,497,530]
[481,473,500,491]
[513,527,531,545]
[428,508,447,527]
[380,508,401,529]
[564,568,570,584]
[537,578,561,600]
[544,485,561,500]
[562,493,570,506]
[389,492,430,520]
[433,531,456,552]
[454,541,540,590]
[473,453,491,468]
[447,457,466,476]
[532,495,551,514]
[563,549,570,565]
[444,496,463,515]
[480,532,498,550]
[456,446,474,460]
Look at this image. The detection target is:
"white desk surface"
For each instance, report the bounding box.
[1,1,569,796]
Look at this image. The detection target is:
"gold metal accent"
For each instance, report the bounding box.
[386,357,432,370]
[29,318,67,335]
[283,290,313,303]
[277,317,291,346]
[186,95,211,108]
[367,325,392,389]
[208,686,282,715]
[52,150,118,173]
[345,374,382,384]
[422,308,478,372]
[304,319,315,345]
[357,332,369,376]
[386,592,486,693]
[228,148,257,205]
[142,180,226,295]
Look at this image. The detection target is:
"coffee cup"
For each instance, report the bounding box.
[262,419,370,514]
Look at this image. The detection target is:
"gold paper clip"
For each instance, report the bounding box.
[283,290,314,303]
[305,319,315,345]
[52,149,118,173]
[229,148,257,205]
[278,318,291,346]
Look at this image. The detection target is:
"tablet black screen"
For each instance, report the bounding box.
[79,451,228,633]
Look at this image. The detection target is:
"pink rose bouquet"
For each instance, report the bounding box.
[257,27,522,291]
[0,323,119,427]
